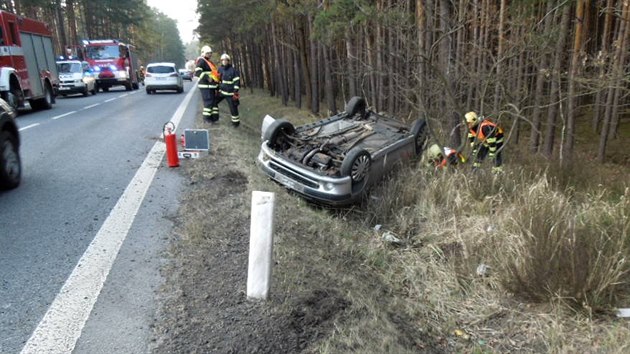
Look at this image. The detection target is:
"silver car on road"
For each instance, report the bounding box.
[257,97,429,206]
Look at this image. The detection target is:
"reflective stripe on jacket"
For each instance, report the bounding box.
[195,56,220,89]
[218,64,240,95]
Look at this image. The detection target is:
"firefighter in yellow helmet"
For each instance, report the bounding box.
[216,53,241,127]
[465,111,504,172]
[195,45,220,123]
[425,143,466,170]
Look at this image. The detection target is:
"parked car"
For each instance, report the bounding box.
[178,69,193,81]
[257,97,429,206]
[0,98,21,190]
[145,62,184,94]
[56,60,97,97]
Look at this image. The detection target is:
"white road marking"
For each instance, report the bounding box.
[52,111,77,120]
[83,103,100,109]
[104,98,117,102]
[19,123,40,131]
[20,85,197,354]
[118,94,128,98]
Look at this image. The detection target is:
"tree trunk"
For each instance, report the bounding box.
[66,0,79,46]
[323,46,336,113]
[416,0,426,113]
[597,1,630,162]
[271,20,287,106]
[493,0,507,111]
[309,14,319,114]
[592,0,614,132]
[55,0,67,49]
[529,0,556,153]
[564,0,587,163]
[543,4,571,158]
[296,17,311,111]
[345,30,357,99]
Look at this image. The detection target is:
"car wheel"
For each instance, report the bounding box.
[30,84,53,110]
[345,96,367,118]
[83,87,89,97]
[92,86,97,95]
[341,148,371,183]
[177,87,183,93]
[263,119,295,149]
[411,119,428,155]
[146,89,151,95]
[102,87,109,92]
[0,130,21,190]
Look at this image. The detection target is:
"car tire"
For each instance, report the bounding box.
[146,89,151,95]
[102,87,109,92]
[30,83,53,110]
[0,130,21,190]
[345,96,367,118]
[341,148,371,183]
[263,119,295,149]
[411,119,428,155]
[177,87,183,93]
[92,86,97,95]
[83,87,89,97]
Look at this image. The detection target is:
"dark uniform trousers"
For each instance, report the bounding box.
[217,64,240,126]
[194,56,219,122]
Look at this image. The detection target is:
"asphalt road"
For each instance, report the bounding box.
[0,81,200,353]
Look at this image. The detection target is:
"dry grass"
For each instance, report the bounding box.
[180,90,630,353]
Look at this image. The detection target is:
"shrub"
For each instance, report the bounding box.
[500,179,630,310]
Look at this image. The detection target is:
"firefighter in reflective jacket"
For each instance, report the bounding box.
[426,144,466,170]
[216,53,241,127]
[195,46,220,122]
[465,111,504,172]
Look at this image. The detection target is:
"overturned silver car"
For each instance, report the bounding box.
[257,97,428,205]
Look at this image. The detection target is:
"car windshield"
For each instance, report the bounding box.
[86,45,119,60]
[148,66,175,74]
[57,62,82,74]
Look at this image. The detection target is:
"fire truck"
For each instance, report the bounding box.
[0,10,58,111]
[82,39,139,92]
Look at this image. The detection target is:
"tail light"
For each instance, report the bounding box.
[145,73,152,77]
[169,73,179,77]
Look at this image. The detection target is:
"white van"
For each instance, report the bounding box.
[56,60,97,97]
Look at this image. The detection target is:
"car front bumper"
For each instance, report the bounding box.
[257,142,358,205]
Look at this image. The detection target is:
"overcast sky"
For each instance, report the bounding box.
[147,0,199,44]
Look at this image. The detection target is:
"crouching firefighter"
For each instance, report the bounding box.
[216,53,241,127]
[195,46,220,123]
[425,144,466,170]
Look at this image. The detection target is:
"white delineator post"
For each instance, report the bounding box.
[247,191,275,300]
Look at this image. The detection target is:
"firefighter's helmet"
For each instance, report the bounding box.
[464,111,479,126]
[201,45,212,55]
[220,53,231,61]
[427,144,443,161]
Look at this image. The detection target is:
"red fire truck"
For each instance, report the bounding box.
[82,39,139,92]
[0,10,58,110]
